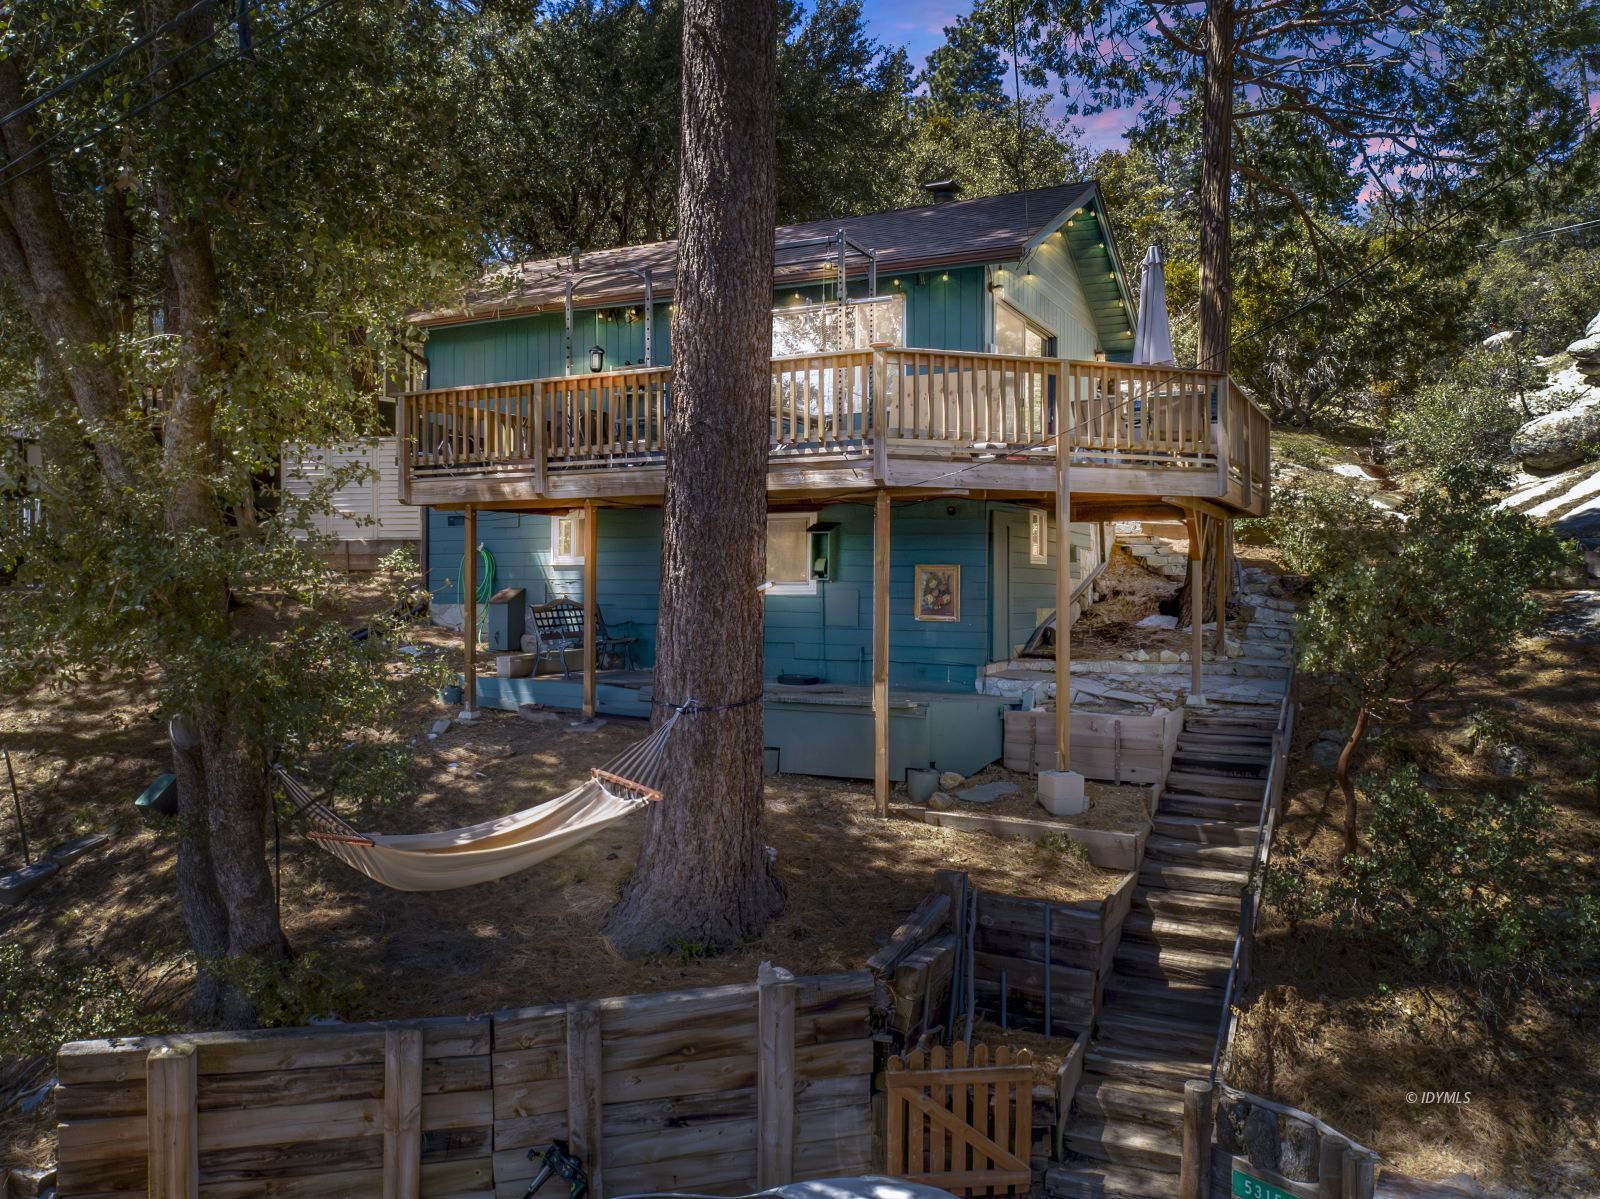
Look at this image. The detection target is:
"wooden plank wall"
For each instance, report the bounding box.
[54,973,875,1199]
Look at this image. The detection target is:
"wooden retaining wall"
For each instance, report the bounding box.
[1002,708,1181,784]
[53,968,874,1199]
[971,874,1136,1037]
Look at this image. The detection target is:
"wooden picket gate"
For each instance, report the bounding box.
[885,1044,1033,1196]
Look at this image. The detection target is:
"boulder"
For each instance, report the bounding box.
[928,791,958,811]
[1482,328,1524,351]
[1243,1105,1281,1171]
[1512,385,1600,472]
[939,771,964,790]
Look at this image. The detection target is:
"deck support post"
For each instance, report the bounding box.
[1214,516,1230,655]
[1186,512,1206,707]
[582,501,598,721]
[873,488,891,817]
[1179,1078,1213,1199]
[462,505,479,718]
[1055,440,1072,770]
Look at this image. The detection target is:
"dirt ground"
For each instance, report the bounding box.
[1230,592,1600,1196]
[918,763,1155,831]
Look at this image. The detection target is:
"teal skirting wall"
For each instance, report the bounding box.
[428,495,1069,689]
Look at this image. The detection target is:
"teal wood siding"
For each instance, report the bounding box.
[992,235,1102,360]
[429,498,999,688]
[426,308,673,390]
[426,508,662,661]
[425,265,987,389]
[997,512,1096,654]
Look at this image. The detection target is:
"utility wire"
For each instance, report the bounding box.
[1477,215,1600,247]
[0,0,342,191]
[0,0,221,129]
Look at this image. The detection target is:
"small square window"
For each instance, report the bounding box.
[1028,511,1049,564]
[764,513,817,595]
[551,512,584,566]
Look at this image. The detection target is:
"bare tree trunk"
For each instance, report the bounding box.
[171,739,233,1023]
[1196,0,1235,376]
[1337,707,1369,857]
[605,0,784,957]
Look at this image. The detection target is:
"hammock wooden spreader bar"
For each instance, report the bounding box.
[273,712,679,892]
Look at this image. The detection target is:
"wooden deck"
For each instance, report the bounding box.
[398,351,1272,515]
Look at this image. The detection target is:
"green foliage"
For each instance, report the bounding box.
[208,950,366,1028]
[1466,221,1600,355]
[1271,476,1566,731]
[1387,347,1532,491]
[1265,770,1600,995]
[0,943,167,1060]
[1032,830,1090,869]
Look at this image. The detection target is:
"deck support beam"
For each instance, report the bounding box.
[1055,442,1072,771]
[873,488,891,817]
[463,505,479,717]
[1186,512,1206,706]
[1214,516,1230,654]
[582,501,598,721]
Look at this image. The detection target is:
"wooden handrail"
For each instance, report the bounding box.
[399,351,1267,494]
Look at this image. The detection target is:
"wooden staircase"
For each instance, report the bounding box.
[1046,710,1277,1199]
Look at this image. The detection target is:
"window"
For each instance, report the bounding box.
[1028,511,1049,565]
[764,513,816,595]
[994,302,1054,358]
[551,511,584,566]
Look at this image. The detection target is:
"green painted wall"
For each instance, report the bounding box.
[424,266,987,389]
[428,495,1014,688]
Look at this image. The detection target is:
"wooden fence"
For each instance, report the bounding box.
[885,1044,1033,1196]
[53,967,874,1199]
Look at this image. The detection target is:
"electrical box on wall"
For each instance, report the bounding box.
[808,521,840,581]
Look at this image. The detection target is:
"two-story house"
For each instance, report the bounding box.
[398,182,1270,788]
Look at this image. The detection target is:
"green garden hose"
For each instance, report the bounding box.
[458,544,496,642]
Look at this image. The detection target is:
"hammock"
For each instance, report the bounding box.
[273,713,677,892]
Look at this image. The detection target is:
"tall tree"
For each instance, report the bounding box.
[469,0,908,262]
[0,0,476,1022]
[999,0,1600,370]
[604,0,785,956]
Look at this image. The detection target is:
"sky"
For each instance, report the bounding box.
[853,0,1136,153]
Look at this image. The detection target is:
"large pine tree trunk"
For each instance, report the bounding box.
[605,0,784,958]
[1196,0,1235,376]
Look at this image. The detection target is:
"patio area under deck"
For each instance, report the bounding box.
[399,350,1272,517]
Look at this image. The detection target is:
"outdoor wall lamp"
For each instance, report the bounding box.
[589,345,605,373]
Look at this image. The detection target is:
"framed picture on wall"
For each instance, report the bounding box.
[914,564,961,622]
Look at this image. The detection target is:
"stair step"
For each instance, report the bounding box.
[1182,714,1279,733]
[1120,909,1237,954]
[1085,1044,1211,1089]
[1158,793,1260,822]
[1143,834,1257,868]
[1151,815,1257,846]
[1165,771,1268,800]
[1101,975,1227,1023]
[1074,1076,1186,1129]
[1046,1161,1180,1199]
[1116,940,1233,986]
[1139,860,1251,896]
[1173,743,1273,767]
[1065,1119,1182,1172]
[1094,1008,1217,1058]
[1136,886,1242,922]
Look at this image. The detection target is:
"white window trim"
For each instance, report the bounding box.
[550,511,584,566]
[764,512,818,596]
[1029,510,1049,565]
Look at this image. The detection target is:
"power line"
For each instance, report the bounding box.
[0,0,343,192]
[0,0,221,129]
[1477,215,1600,247]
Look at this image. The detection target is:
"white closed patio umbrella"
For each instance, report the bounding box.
[1132,244,1175,366]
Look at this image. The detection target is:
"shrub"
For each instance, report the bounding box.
[0,943,164,1061]
[1265,769,1600,1000]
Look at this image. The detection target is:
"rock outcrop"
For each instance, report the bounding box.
[1568,310,1600,385]
[1512,363,1600,472]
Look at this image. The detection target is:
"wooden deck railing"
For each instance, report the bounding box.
[400,347,1271,507]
